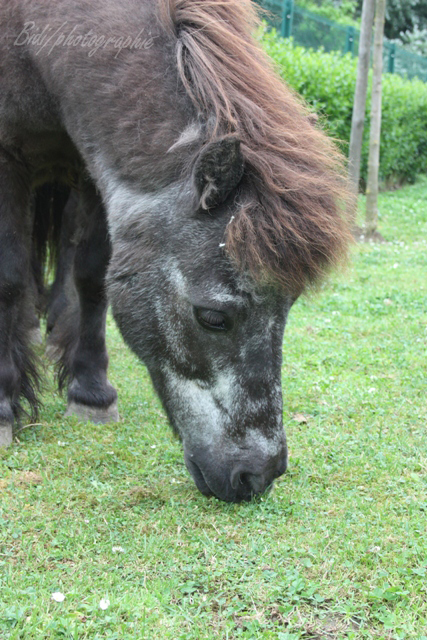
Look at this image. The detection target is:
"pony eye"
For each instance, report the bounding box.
[194,307,232,332]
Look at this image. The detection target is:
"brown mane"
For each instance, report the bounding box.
[160,0,355,293]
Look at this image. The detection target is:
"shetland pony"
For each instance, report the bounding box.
[0,0,353,501]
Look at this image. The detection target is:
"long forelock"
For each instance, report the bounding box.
[159,0,355,294]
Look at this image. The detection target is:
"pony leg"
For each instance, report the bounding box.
[28,242,44,346]
[56,180,118,424]
[31,183,72,344]
[46,189,77,336]
[0,150,39,446]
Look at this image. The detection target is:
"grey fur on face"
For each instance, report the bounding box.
[106,181,291,500]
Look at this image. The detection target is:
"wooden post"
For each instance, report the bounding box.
[365,0,386,236]
[348,0,375,192]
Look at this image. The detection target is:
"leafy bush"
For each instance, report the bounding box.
[398,26,427,56]
[260,27,427,186]
[296,0,361,28]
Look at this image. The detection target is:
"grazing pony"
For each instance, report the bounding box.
[0,0,353,501]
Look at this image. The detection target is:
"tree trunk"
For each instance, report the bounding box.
[365,0,386,235]
[348,0,375,192]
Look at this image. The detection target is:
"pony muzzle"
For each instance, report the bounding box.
[184,442,288,503]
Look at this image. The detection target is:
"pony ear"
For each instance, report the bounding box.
[194,136,244,211]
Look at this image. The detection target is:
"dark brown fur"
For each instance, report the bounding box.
[161,0,355,294]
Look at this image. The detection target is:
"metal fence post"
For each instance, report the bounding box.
[281,0,294,39]
[388,43,396,73]
[345,26,355,55]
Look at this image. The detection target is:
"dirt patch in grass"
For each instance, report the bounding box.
[352,225,386,243]
[15,471,43,486]
[309,612,361,637]
[0,471,43,489]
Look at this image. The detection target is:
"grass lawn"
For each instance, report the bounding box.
[1,177,426,639]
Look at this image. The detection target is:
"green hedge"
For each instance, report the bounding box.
[260,27,427,186]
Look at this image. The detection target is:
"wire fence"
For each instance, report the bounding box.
[255,0,427,82]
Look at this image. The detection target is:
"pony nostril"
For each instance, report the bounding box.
[230,451,287,499]
[230,466,244,491]
[230,467,267,495]
[246,473,266,494]
[240,472,251,486]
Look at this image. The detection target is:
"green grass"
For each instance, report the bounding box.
[1,178,427,639]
